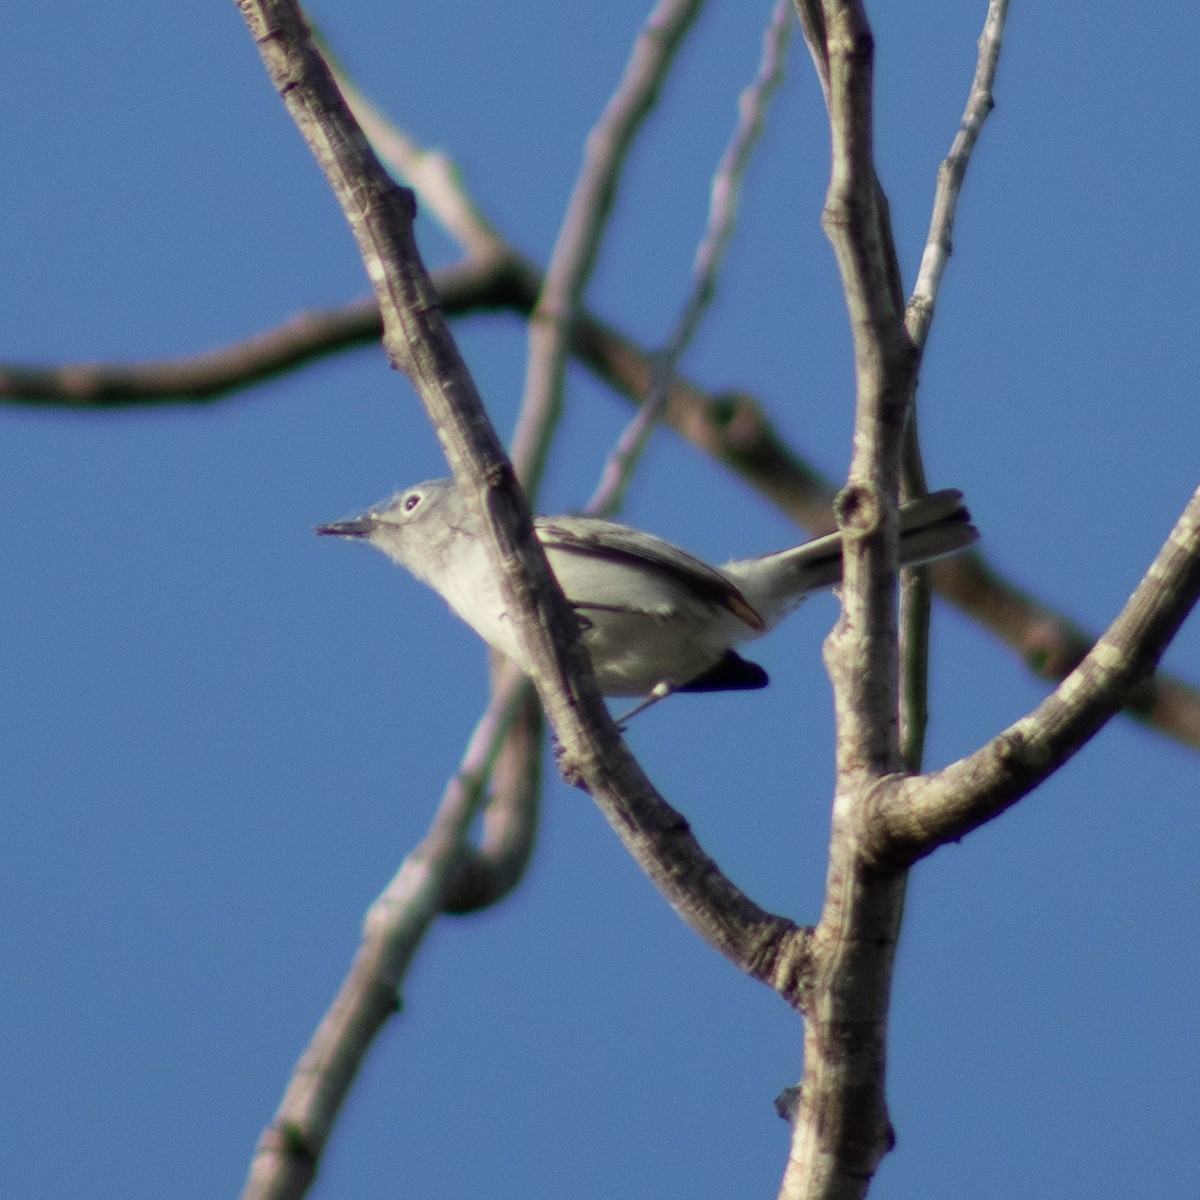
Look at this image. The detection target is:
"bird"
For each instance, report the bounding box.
[317,480,977,704]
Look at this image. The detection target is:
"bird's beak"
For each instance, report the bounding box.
[314,517,376,538]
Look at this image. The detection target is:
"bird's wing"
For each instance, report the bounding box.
[534,515,765,631]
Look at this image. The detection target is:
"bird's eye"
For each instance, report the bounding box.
[404,492,422,512]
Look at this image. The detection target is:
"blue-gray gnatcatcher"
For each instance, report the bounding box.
[317,480,977,702]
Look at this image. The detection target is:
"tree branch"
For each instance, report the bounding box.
[869,485,1200,863]
[818,0,912,785]
[777,5,916,1196]
[242,666,534,1200]
[235,10,811,1197]
[511,0,704,493]
[588,0,793,516]
[906,0,1009,352]
[0,257,522,407]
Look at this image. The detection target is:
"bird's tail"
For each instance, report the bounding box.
[723,489,978,628]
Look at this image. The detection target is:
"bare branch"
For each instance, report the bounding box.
[0,258,530,407]
[870,485,1200,862]
[510,0,704,492]
[316,29,507,265]
[906,0,1009,352]
[896,0,1009,769]
[774,4,918,1194]
[242,666,534,1200]
[897,567,933,771]
[818,0,913,785]
[237,0,810,1089]
[438,667,543,915]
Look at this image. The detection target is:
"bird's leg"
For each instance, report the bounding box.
[613,681,676,726]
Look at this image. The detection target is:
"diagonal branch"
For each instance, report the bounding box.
[869,485,1200,863]
[242,666,536,1200]
[235,13,812,1200]
[317,29,508,265]
[589,0,793,516]
[906,0,1009,352]
[511,0,704,492]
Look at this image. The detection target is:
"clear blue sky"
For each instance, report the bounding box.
[3,3,1197,1198]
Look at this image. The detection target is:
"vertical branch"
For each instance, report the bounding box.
[783,1,1023,1194]
[898,0,1009,770]
[782,3,921,1197]
[818,0,913,785]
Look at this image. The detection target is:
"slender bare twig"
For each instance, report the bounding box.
[510,0,705,493]
[906,0,1009,352]
[437,668,542,915]
[315,29,508,265]
[588,0,793,516]
[897,0,1009,771]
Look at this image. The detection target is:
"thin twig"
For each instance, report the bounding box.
[897,0,1009,771]
[510,0,705,493]
[906,0,1009,352]
[588,0,793,516]
[315,27,507,265]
